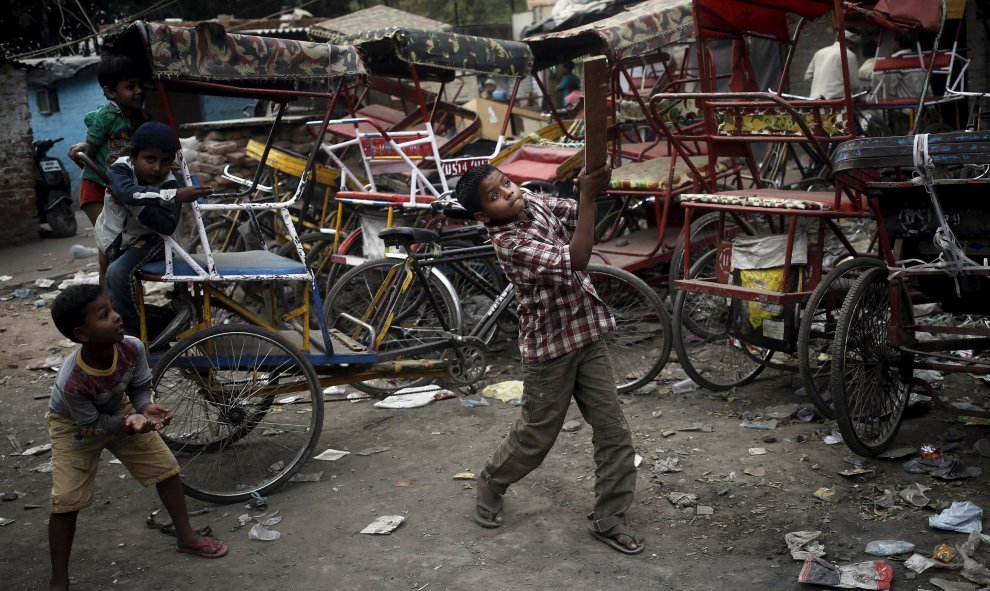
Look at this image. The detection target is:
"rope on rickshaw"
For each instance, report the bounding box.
[890,133,986,296]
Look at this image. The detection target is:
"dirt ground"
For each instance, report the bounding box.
[2,226,990,590]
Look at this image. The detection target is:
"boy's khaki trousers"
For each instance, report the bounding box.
[485,340,636,534]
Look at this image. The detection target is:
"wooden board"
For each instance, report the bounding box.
[583,56,609,172]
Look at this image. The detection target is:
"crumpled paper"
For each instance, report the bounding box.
[785,530,825,560]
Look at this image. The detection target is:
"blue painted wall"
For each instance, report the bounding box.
[28,72,106,200]
[200,95,257,121]
[28,75,253,199]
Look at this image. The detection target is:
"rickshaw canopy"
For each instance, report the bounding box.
[105,21,366,86]
[314,27,534,81]
[524,0,696,70]
[309,5,452,38]
[693,0,835,41]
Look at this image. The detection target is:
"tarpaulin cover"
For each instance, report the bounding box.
[866,0,944,33]
[106,20,366,83]
[309,5,452,38]
[325,27,533,80]
[694,0,836,41]
[525,0,696,69]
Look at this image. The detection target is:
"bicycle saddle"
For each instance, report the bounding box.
[379,227,439,248]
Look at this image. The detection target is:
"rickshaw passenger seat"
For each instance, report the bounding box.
[139,250,307,280]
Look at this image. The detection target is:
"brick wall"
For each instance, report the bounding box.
[0,63,39,246]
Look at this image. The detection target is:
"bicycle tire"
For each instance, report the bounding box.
[797,257,884,419]
[152,324,323,503]
[586,264,671,393]
[323,257,461,395]
[829,267,913,456]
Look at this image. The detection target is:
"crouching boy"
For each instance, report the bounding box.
[47,285,226,591]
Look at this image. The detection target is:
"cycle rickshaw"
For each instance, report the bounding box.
[99,21,668,504]
[826,111,990,455]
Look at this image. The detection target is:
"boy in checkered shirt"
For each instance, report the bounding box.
[455,164,644,554]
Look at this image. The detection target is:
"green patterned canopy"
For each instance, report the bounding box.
[325,27,533,81]
[525,0,695,70]
[106,21,365,84]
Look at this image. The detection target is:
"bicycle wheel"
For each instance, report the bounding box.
[829,267,913,456]
[797,257,884,419]
[436,241,507,335]
[668,211,755,294]
[152,324,323,503]
[586,264,671,393]
[186,220,240,254]
[324,257,461,395]
[672,250,772,391]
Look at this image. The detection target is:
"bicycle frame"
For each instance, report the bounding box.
[337,241,516,363]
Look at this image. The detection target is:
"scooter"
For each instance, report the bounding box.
[34,137,77,238]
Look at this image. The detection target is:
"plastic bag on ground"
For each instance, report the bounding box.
[797,556,892,589]
[930,501,983,533]
[865,540,914,556]
[482,380,523,403]
[374,385,441,409]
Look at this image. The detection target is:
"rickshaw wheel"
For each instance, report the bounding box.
[798,257,884,419]
[829,267,913,457]
[587,264,672,393]
[152,324,324,503]
[324,257,461,395]
[672,250,772,391]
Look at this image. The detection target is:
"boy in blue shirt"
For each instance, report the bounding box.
[95,121,212,336]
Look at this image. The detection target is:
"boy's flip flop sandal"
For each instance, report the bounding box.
[588,523,645,555]
[474,497,504,529]
[177,537,228,558]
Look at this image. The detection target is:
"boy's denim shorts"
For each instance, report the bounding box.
[47,403,180,513]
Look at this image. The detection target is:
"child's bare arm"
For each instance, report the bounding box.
[175,185,214,203]
[568,165,611,271]
[68,141,95,164]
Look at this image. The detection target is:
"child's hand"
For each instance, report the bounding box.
[141,403,172,430]
[68,142,91,164]
[175,185,213,203]
[124,413,152,434]
[575,165,612,201]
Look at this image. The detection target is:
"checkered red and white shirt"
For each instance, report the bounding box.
[487,191,615,364]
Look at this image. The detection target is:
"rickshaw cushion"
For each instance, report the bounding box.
[327,104,408,139]
[140,250,307,278]
[608,157,731,191]
[500,159,565,184]
[680,189,855,212]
